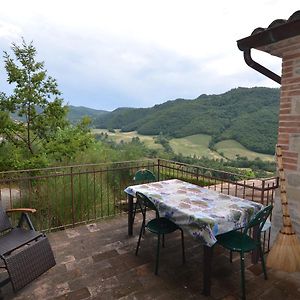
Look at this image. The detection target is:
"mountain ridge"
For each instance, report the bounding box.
[93,87,280,154]
[67,105,108,123]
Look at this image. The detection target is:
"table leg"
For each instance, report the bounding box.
[203,245,213,296]
[128,194,134,236]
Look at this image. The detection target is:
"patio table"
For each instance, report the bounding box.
[124,179,264,296]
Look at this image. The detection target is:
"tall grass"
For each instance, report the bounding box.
[8,161,154,231]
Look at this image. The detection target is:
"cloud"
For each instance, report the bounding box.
[0,0,297,109]
[0,21,22,41]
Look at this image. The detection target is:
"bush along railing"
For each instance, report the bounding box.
[0,160,157,231]
[0,158,278,252]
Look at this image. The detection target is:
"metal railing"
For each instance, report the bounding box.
[0,158,278,251]
[0,159,156,231]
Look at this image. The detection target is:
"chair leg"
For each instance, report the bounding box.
[240,252,246,300]
[135,220,145,256]
[162,234,165,248]
[230,250,233,263]
[143,211,147,235]
[259,244,267,280]
[180,228,185,264]
[133,201,146,235]
[155,234,161,275]
[132,201,137,224]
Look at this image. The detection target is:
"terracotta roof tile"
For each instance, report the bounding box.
[288,10,300,22]
[237,10,300,51]
[250,11,300,37]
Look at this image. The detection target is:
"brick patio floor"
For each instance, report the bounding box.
[1,214,300,300]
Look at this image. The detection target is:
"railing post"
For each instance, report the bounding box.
[93,167,96,220]
[260,179,266,205]
[252,179,265,264]
[70,167,75,227]
[157,159,160,181]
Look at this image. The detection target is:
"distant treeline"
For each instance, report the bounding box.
[94,87,280,154]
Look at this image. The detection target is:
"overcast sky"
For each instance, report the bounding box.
[0,1,298,110]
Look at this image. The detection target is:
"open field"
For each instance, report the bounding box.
[215,140,274,162]
[169,134,223,159]
[92,129,163,150]
[92,130,274,162]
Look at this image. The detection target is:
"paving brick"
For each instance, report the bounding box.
[247,264,263,276]
[55,287,90,300]
[2,215,300,300]
[92,249,119,262]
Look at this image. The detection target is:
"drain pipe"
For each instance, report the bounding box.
[243,48,281,84]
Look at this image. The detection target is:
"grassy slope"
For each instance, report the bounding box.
[215,140,274,162]
[169,135,222,159]
[93,130,274,162]
[92,129,163,150]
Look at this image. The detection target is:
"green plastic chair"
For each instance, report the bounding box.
[133,169,156,184]
[135,192,185,275]
[132,169,156,223]
[216,204,273,300]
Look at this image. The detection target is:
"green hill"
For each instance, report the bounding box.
[94,87,280,154]
[11,105,108,125]
[67,105,108,124]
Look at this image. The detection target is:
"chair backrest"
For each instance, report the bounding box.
[133,169,156,184]
[0,205,12,232]
[243,204,273,235]
[136,192,159,218]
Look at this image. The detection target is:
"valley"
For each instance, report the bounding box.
[92,129,274,162]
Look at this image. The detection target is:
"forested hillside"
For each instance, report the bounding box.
[67,106,108,124]
[94,87,280,154]
[12,105,108,124]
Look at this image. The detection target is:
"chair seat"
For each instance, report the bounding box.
[146,217,179,234]
[0,228,43,256]
[217,230,257,252]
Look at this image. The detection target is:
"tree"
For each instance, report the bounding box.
[0,39,67,156]
[45,116,93,162]
[0,39,94,170]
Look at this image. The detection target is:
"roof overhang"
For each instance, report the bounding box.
[237,19,300,51]
[237,11,300,51]
[236,11,300,84]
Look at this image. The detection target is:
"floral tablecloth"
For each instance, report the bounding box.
[124,179,264,247]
